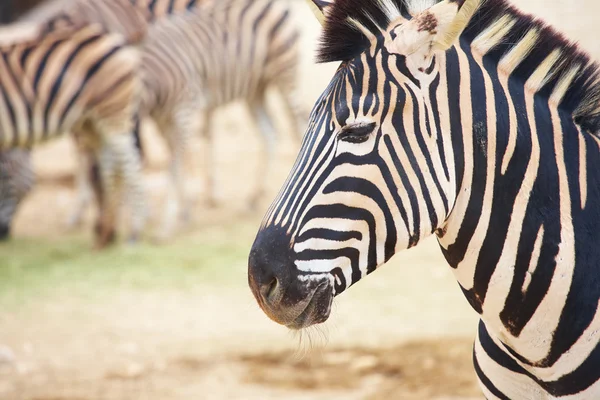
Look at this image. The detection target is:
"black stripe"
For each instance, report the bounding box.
[46,35,101,137]
[441,42,487,277]
[33,40,64,92]
[405,83,449,220]
[299,203,375,283]
[0,55,18,147]
[428,73,450,182]
[384,134,420,246]
[323,176,397,267]
[498,93,559,337]
[297,228,362,243]
[473,344,511,399]
[59,44,121,129]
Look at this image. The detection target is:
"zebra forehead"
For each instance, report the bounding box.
[316,0,449,64]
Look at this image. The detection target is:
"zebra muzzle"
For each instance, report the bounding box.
[248,226,334,329]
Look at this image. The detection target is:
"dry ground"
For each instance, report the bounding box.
[1,1,600,399]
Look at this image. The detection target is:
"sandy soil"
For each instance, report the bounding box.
[2,1,600,399]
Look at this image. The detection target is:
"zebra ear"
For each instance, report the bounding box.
[305,0,335,26]
[386,0,479,57]
[431,0,479,51]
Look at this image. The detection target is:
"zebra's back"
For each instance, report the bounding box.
[42,0,149,43]
[39,0,203,44]
[142,0,300,113]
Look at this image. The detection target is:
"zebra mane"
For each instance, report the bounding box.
[318,0,600,133]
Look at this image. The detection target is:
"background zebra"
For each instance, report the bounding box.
[0,0,36,240]
[0,149,33,239]
[23,0,304,239]
[0,21,145,247]
[248,0,600,398]
[27,0,201,231]
[139,0,304,237]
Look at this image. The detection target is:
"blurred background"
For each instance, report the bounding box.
[1,0,599,399]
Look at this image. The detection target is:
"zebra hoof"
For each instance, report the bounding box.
[93,223,117,249]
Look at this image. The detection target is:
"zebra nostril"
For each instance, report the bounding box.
[265,277,279,301]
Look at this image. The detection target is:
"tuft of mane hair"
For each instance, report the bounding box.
[317,0,600,134]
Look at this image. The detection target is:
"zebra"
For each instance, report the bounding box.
[0,0,148,236]
[0,149,34,239]
[0,21,145,247]
[247,0,600,398]
[0,0,36,240]
[23,0,197,230]
[138,0,304,237]
[34,0,304,238]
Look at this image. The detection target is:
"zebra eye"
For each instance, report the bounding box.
[338,122,377,144]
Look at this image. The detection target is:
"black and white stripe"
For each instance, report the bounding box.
[22,0,202,233]
[249,0,600,398]
[0,22,145,247]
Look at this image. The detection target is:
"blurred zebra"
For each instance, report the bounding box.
[0,22,145,247]
[0,149,34,240]
[31,0,305,237]
[248,0,600,398]
[42,0,304,238]
[140,0,304,237]
[6,0,199,232]
[0,0,35,240]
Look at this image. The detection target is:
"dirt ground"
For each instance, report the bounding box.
[2,1,600,399]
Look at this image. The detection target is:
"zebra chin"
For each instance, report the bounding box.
[248,226,335,329]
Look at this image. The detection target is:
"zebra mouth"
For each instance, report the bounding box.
[286,281,334,330]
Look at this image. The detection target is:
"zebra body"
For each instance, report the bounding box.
[0,22,144,246]
[0,149,33,239]
[141,0,303,236]
[248,0,600,398]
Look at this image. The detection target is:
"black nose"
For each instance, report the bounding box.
[0,224,10,241]
[248,225,296,305]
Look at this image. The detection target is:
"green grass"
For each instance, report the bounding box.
[0,219,258,308]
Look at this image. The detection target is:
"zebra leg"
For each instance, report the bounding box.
[94,142,118,248]
[116,134,146,243]
[248,99,277,210]
[96,132,145,247]
[155,110,198,240]
[67,135,94,228]
[274,73,308,143]
[198,110,217,208]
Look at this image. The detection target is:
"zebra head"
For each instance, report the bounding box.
[248,0,478,328]
[0,150,34,240]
